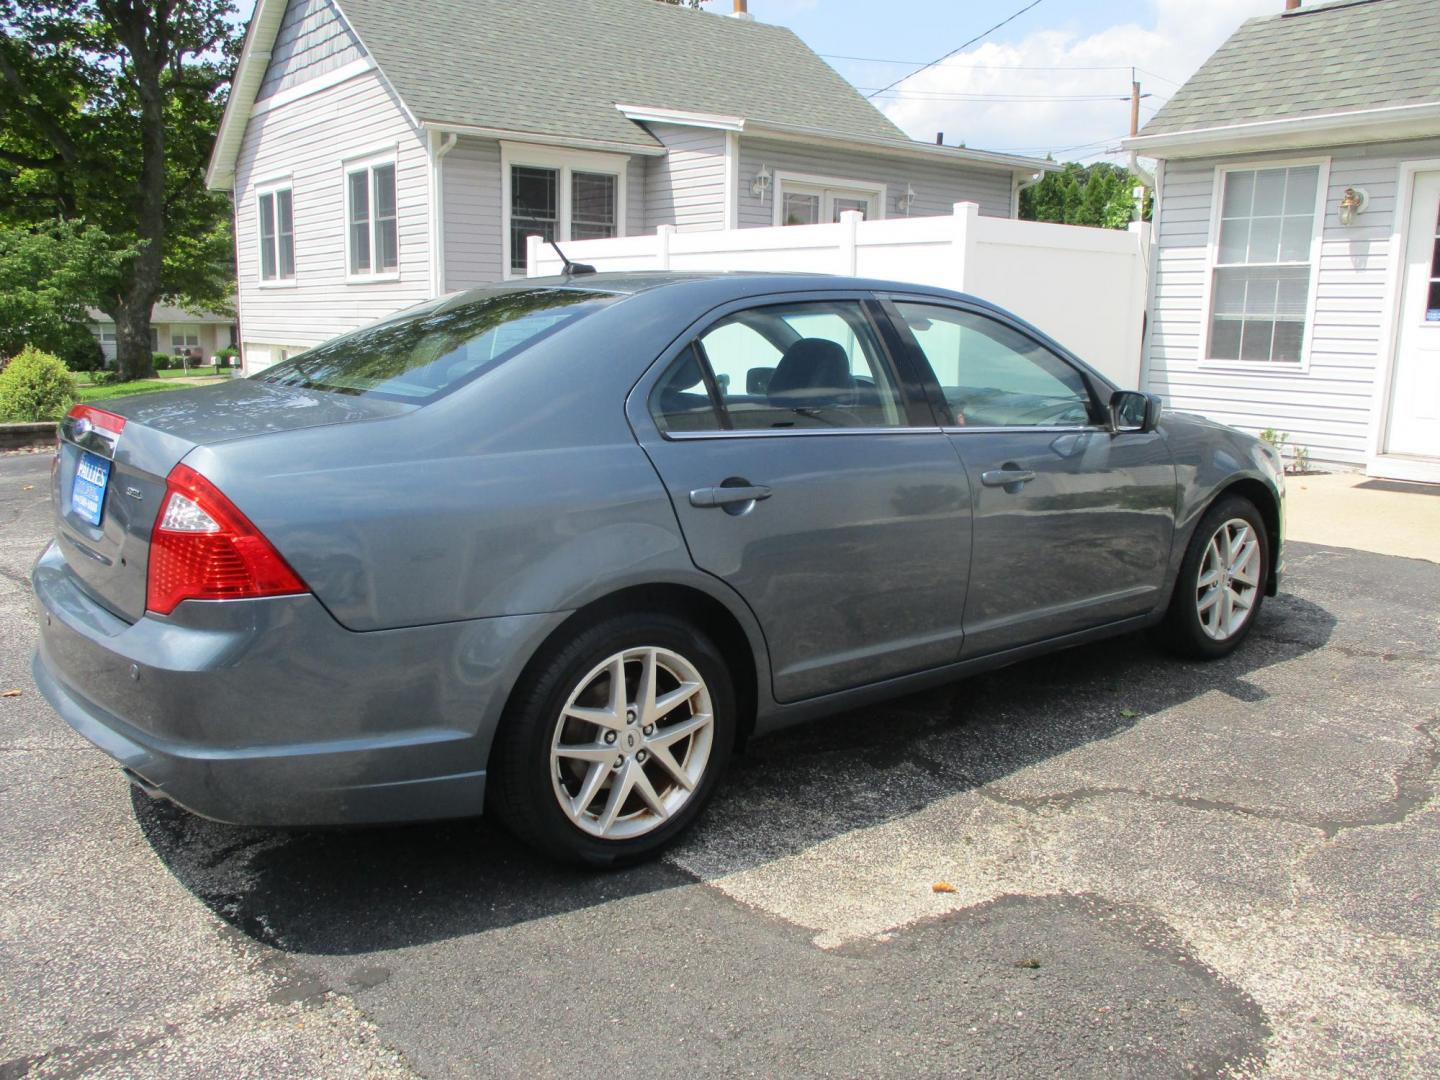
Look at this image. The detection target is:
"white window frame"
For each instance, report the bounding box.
[500,142,628,279]
[1199,156,1330,372]
[343,148,401,283]
[254,178,296,287]
[773,171,886,228]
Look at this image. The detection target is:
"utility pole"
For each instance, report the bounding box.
[1130,68,1141,138]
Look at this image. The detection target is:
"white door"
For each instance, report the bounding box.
[1387,170,1440,463]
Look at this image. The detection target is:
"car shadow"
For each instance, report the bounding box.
[135,587,1335,957]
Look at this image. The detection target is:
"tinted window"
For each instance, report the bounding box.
[895,303,1094,428]
[257,288,612,402]
[697,301,907,430]
[650,345,722,434]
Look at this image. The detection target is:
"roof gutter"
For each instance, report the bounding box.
[421,120,666,157]
[1123,100,1440,159]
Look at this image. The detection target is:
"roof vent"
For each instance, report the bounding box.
[731,0,754,20]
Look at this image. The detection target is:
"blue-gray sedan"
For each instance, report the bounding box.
[32,273,1284,865]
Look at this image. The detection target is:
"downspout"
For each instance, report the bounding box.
[1013,169,1044,218]
[1127,152,1156,191]
[429,131,458,297]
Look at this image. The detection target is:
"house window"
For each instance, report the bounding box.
[775,176,882,226]
[346,159,398,278]
[1207,164,1322,364]
[257,185,295,282]
[503,145,625,275]
[172,332,200,352]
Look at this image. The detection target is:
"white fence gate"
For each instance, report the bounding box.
[529,202,1150,388]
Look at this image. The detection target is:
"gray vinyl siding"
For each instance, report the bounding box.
[233,68,431,356]
[1143,136,1440,468]
[256,0,366,101]
[442,137,502,290]
[737,136,1016,226]
[643,125,728,232]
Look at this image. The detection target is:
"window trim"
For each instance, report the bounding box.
[773,171,886,228]
[343,148,401,283]
[255,179,296,288]
[1199,156,1330,373]
[500,141,628,279]
[879,295,1109,431]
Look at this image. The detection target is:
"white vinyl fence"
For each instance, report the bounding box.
[528,202,1150,388]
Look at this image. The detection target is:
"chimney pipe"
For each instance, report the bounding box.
[1285,0,1300,9]
[731,0,754,20]
[935,132,944,145]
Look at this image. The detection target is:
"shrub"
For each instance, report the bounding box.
[215,346,238,369]
[57,327,105,373]
[0,346,78,422]
[152,352,173,370]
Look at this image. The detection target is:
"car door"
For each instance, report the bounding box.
[885,298,1176,658]
[628,293,972,703]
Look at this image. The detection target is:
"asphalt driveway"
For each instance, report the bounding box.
[1,449,1436,1079]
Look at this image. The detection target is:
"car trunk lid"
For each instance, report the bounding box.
[52,382,409,623]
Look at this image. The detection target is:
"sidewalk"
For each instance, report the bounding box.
[1284,471,1439,563]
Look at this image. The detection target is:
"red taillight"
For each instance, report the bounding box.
[146,463,307,615]
[67,403,127,436]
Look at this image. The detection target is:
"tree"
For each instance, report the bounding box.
[0,220,135,361]
[0,1,240,380]
[1020,161,1151,229]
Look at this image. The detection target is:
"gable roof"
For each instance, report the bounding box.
[1126,0,1440,157]
[209,0,1053,189]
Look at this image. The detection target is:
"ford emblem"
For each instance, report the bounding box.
[73,417,93,438]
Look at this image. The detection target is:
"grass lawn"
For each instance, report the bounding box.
[73,368,232,388]
[76,376,228,404]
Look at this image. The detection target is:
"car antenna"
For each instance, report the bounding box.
[546,239,596,277]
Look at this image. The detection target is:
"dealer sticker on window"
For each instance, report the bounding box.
[71,451,111,527]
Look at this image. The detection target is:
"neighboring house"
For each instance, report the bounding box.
[88,305,237,365]
[205,0,1054,373]
[1124,0,1440,483]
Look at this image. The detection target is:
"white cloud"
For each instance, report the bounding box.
[876,0,1279,162]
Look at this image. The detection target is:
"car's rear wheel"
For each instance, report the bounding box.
[1161,494,1269,659]
[489,613,734,866]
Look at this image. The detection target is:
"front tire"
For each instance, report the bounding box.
[1161,494,1269,659]
[488,612,735,867]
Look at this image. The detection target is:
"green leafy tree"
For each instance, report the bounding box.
[0,1,240,381]
[1021,161,1151,229]
[0,220,136,361]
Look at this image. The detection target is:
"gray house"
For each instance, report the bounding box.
[206,0,1053,372]
[1125,0,1440,483]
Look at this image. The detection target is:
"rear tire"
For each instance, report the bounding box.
[1160,494,1269,659]
[488,612,734,867]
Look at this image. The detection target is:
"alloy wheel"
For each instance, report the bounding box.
[1195,517,1262,641]
[549,646,714,839]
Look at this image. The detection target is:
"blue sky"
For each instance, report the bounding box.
[233,0,1281,162]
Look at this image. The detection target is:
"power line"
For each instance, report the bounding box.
[862,88,1149,102]
[1135,67,1184,88]
[865,0,1050,99]
[824,53,1141,72]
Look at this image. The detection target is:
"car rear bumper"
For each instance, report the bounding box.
[31,542,567,826]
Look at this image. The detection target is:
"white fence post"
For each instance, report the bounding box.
[657,224,674,271]
[839,210,861,275]
[951,201,979,293]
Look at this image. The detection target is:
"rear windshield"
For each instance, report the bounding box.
[255,287,614,402]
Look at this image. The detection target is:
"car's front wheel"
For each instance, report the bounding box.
[489,613,735,866]
[1161,494,1269,659]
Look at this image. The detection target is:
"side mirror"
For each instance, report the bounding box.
[1108,390,1161,434]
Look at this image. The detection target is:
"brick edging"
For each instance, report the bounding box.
[0,422,58,451]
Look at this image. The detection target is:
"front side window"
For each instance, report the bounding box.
[895,303,1094,428]
[347,160,398,277]
[508,159,620,274]
[650,300,907,432]
[256,287,613,402]
[1208,164,1320,363]
[257,186,295,281]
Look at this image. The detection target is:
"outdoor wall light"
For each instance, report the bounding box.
[896,183,916,215]
[1338,186,1369,226]
[750,164,771,203]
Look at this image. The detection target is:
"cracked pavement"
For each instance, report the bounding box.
[2,449,1437,1079]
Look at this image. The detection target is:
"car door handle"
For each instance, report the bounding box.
[980,468,1037,488]
[689,484,773,508]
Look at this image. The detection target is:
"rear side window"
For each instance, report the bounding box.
[257,287,613,402]
[650,300,907,434]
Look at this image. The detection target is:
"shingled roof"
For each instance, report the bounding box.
[1140,0,1440,137]
[336,0,905,151]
